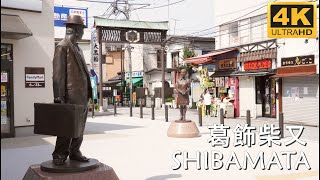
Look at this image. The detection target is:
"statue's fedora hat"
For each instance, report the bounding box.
[65,15,86,28]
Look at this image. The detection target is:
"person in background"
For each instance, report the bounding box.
[203,89,212,117]
[132,91,136,107]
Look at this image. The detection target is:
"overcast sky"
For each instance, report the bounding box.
[54,0,215,36]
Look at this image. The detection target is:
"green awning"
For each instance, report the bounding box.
[116,77,143,87]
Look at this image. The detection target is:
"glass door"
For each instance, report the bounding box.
[1,44,14,138]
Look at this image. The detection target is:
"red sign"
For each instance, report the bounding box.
[244,59,272,70]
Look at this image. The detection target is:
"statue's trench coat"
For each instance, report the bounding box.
[52,39,92,108]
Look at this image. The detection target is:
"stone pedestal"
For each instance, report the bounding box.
[167,120,200,138]
[23,162,119,180]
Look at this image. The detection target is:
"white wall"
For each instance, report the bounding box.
[239,76,257,118]
[78,42,91,66]
[124,44,144,72]
[167,43,185,67]
[1,0,54,127]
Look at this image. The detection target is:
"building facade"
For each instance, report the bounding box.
[213,0,319,122]
[1,0,54,137]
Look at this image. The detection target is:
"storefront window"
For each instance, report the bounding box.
[1,44,12,61]
[1,44,13,137]
[255,76,263,104]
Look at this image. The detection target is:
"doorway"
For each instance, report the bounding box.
[1,43,14,138]
[256,76,276,118]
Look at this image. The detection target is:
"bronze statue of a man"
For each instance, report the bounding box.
[174,69,191,121]
[52,15,92,165]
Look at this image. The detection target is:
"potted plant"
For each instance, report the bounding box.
[165,97,174,108]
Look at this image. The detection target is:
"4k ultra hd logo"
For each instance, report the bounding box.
[268,1,317,38]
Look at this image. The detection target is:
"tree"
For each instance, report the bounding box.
[178,47,197,78]
[183,47,196,59]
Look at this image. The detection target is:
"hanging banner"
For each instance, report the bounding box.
[91,29,100,80]
[90,76,98,100]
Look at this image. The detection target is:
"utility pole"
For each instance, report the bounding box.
[98,27,103,112]
[120,45,124,106]
[123,0,133,114]
[161,43,166,107]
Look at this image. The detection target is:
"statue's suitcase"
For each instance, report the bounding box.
[34,103,85,138]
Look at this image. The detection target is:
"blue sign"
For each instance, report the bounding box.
[54,6,88,27]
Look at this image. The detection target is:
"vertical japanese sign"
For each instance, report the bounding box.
[91,29,100,80]
[54,6,88,27]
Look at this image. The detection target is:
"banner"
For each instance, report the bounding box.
[91,29,100,80]
[54,6,88,27]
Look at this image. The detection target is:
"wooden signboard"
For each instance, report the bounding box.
[218,58,237,70]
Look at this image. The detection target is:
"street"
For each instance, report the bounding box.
[1,107,319,180]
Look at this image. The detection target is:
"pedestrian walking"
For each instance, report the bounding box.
[203,89,212,117]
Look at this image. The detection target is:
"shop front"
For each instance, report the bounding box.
[211,56,239,117]
[1,0,54,138]
[233,48,277,118]
[273,55,319,126]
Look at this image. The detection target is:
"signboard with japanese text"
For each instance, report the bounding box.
[54,6,88,27]
[244,59,272,71]
[25,67,45,88]
[218,58,237,70]
[91,30,100,80]
[281,55,314,67]
[125,71,144,79]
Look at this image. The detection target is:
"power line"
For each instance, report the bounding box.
[185,3,269,36]
[140,0,186,9]
[215,0,270,17]
[72,0,149,5]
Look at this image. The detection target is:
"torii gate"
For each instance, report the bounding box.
[93,17,168,111]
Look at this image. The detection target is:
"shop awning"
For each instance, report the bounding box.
[210,70,234,77]
[116,77,143,86]
[231,69,276,77]
[1,14,32,40]
[271,65,316,78]
[184,48,237,65]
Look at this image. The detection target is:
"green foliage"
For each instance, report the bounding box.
[94,103,100,111]
[203,81,215,88]
[183,47,196,59]
[165,97,174,103]
[191,102,197,109]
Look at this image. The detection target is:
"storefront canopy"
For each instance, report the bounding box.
[272,65,316,78]
[116,77,143,86]
[184,48,237,65]
[210,70,234,77]
[231,69,276,77]
[1,14,32,40]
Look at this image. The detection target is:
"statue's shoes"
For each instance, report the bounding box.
[69,155,89,162]
[53,158,66,165]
